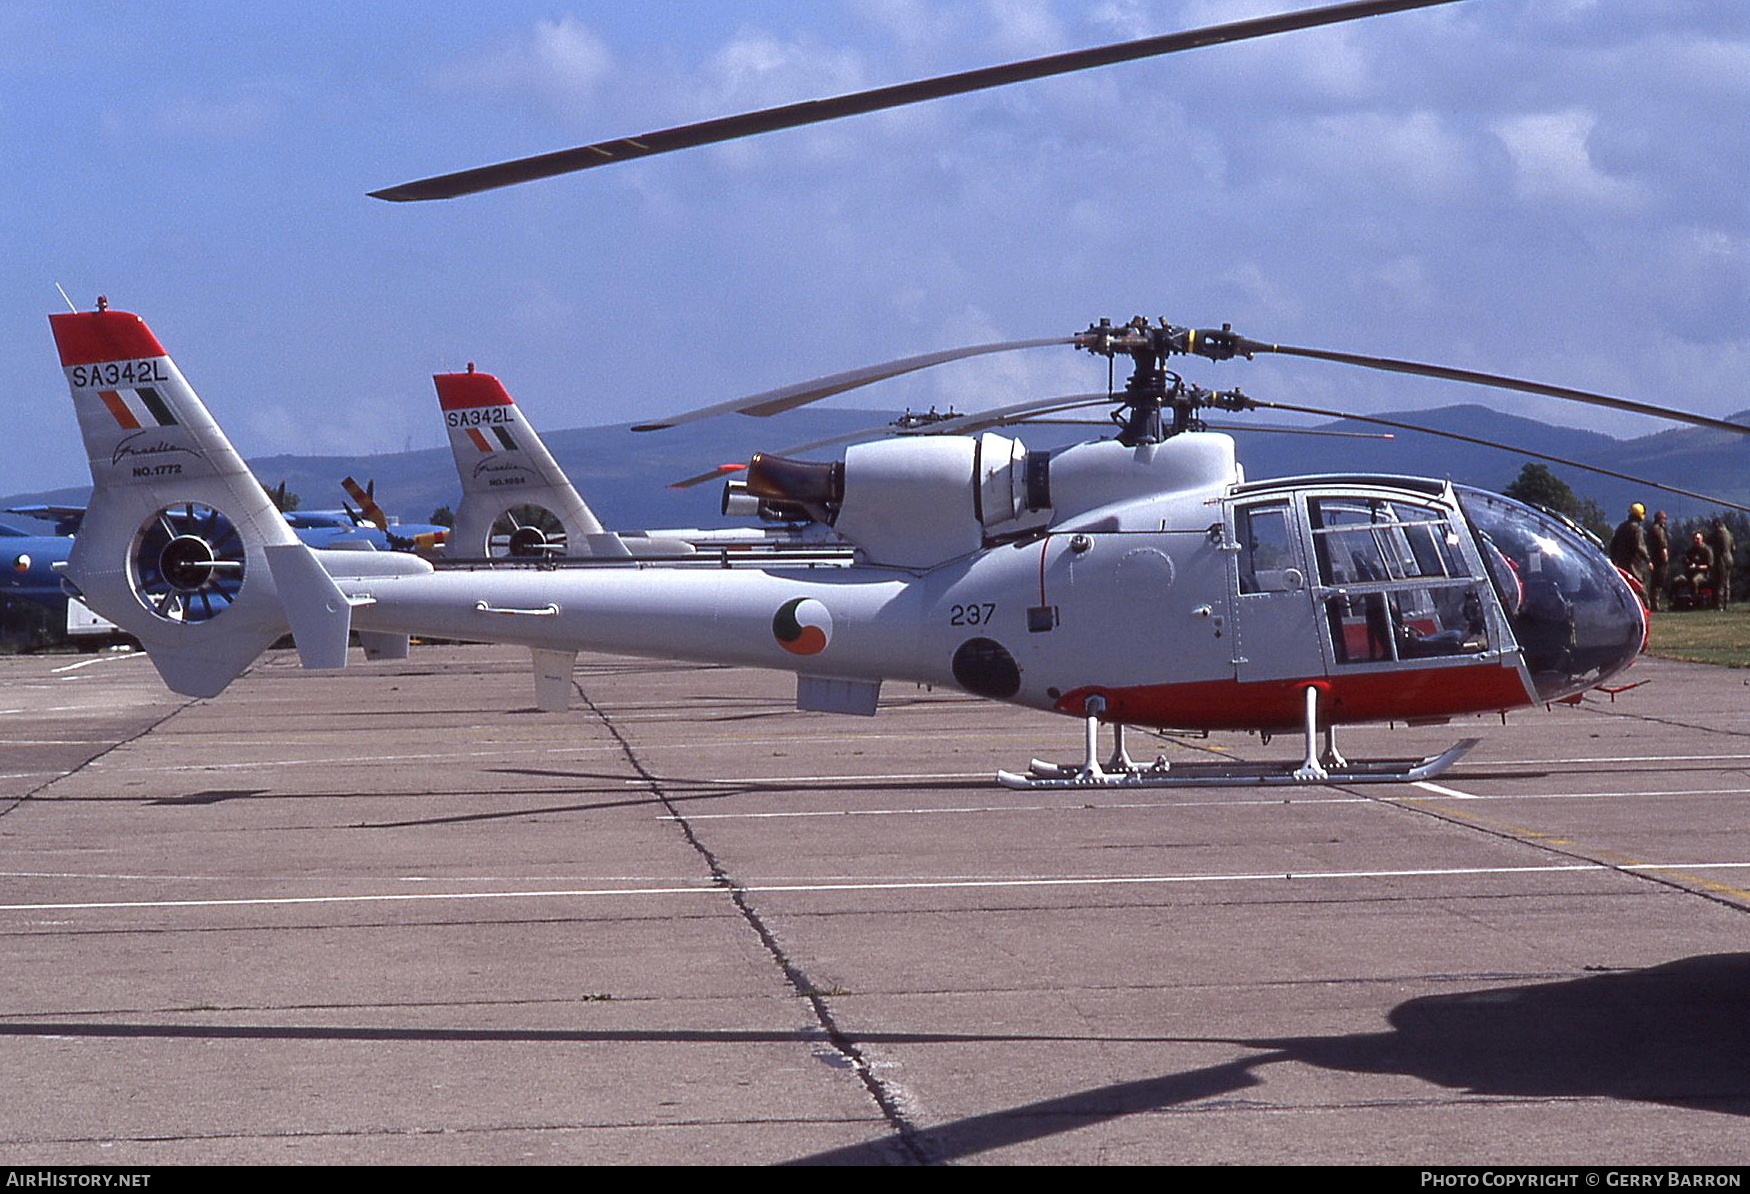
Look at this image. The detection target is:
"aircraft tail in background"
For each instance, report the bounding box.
[436,367,637,560]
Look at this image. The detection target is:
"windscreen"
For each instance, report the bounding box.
[1455,487,1643,700]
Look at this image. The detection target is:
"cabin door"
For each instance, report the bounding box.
[1228,499,1326,683]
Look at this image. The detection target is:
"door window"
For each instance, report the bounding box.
[1238,503,1302,593]
[1308,497,1489,665]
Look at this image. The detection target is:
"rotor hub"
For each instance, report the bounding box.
[158,534,220,592]
[506,525,550,557]
[1076,317,1252,445]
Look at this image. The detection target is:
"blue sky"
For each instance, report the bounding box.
[4,1,1746,496]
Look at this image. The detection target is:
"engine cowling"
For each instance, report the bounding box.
[744,434,1043,568]
[741,430,1243,568]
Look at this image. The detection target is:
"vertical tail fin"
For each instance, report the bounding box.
[50,306,320,696]
[436,368,627,559]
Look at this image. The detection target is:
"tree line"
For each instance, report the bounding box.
[1502,462,1744,606]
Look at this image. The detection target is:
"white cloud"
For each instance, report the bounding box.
[527,17,613,96]
[978,0,1066,57]
[682,30,872,171]
[1090,0,1157,41]
[1494,109,1646,210]
[1664,33,1750,95]
[438,16,613,121]
[147,92,279,142]
[1363,254,1439,313]
[1173,0,1380,102]
[1214,263,1306,326]
[1636,226,1750,343]
[707,32,863,105]
[1276,109,1479,202]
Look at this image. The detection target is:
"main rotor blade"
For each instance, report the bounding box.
[911,393,1114,436]
[1231,336,1750,438]
[372,0,1464,201]
[1257,399,1750,514]
[665,392,1112,488]
[1211,421,1394,440]
[631,337,1072,432]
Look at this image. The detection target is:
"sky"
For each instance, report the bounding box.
[3,0,1746,498]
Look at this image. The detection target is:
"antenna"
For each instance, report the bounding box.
[53,284,78,314]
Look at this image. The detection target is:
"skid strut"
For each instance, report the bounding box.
[1017,695,1171,784]
[1295,682,1348,781]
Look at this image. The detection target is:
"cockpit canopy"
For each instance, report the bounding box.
[1456,486,1644,700]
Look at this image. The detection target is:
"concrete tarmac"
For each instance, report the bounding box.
[2,644,1749,1165]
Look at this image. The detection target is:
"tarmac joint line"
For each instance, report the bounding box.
[573,679,935,1166]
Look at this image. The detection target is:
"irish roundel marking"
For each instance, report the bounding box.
[773,597,832,656]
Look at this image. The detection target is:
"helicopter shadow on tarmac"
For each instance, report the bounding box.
[790,953,1750,1165]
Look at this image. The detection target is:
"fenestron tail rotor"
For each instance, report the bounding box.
[488,505,567,559]
[371,0,1466,202]
[130,502,247,624]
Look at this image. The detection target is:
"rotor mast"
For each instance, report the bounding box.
[1076,317,1252,445]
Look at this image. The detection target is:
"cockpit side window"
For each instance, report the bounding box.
[1308,496,1490,666]
[1238,503,1301,593]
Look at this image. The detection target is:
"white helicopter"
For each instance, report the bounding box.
[53,301,1666,787]
[47,0,1746,786]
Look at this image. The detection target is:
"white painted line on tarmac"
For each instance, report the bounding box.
[1411,781,1480,800]
[672,795,1374,820]
[1487,753,1750,766]
[680,771,994,788]
[672,782,1750,819]
[50,655,144,675]
[83,744,632,774]
[1444,786,1750,801]
[0,885,723,913]
[0,702,163,716]
[8,859,1749,915]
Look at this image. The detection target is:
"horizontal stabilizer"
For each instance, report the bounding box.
[582,532,633,559]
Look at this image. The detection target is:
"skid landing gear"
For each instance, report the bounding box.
[1011,697,1172,786]
[996,687,1479,790]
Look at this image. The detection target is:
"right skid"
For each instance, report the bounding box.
[997,738,1478,790]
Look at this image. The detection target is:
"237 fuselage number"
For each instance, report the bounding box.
[949,602,997,626]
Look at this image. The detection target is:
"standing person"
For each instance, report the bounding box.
[1647,510,1671,612]
[1709,517,1735,609]
[1683,531,1714,607]
[1610,503,1652,608]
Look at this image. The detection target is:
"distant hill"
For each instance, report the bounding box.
[7,404,1747,531]
[1230,404,1750,517]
